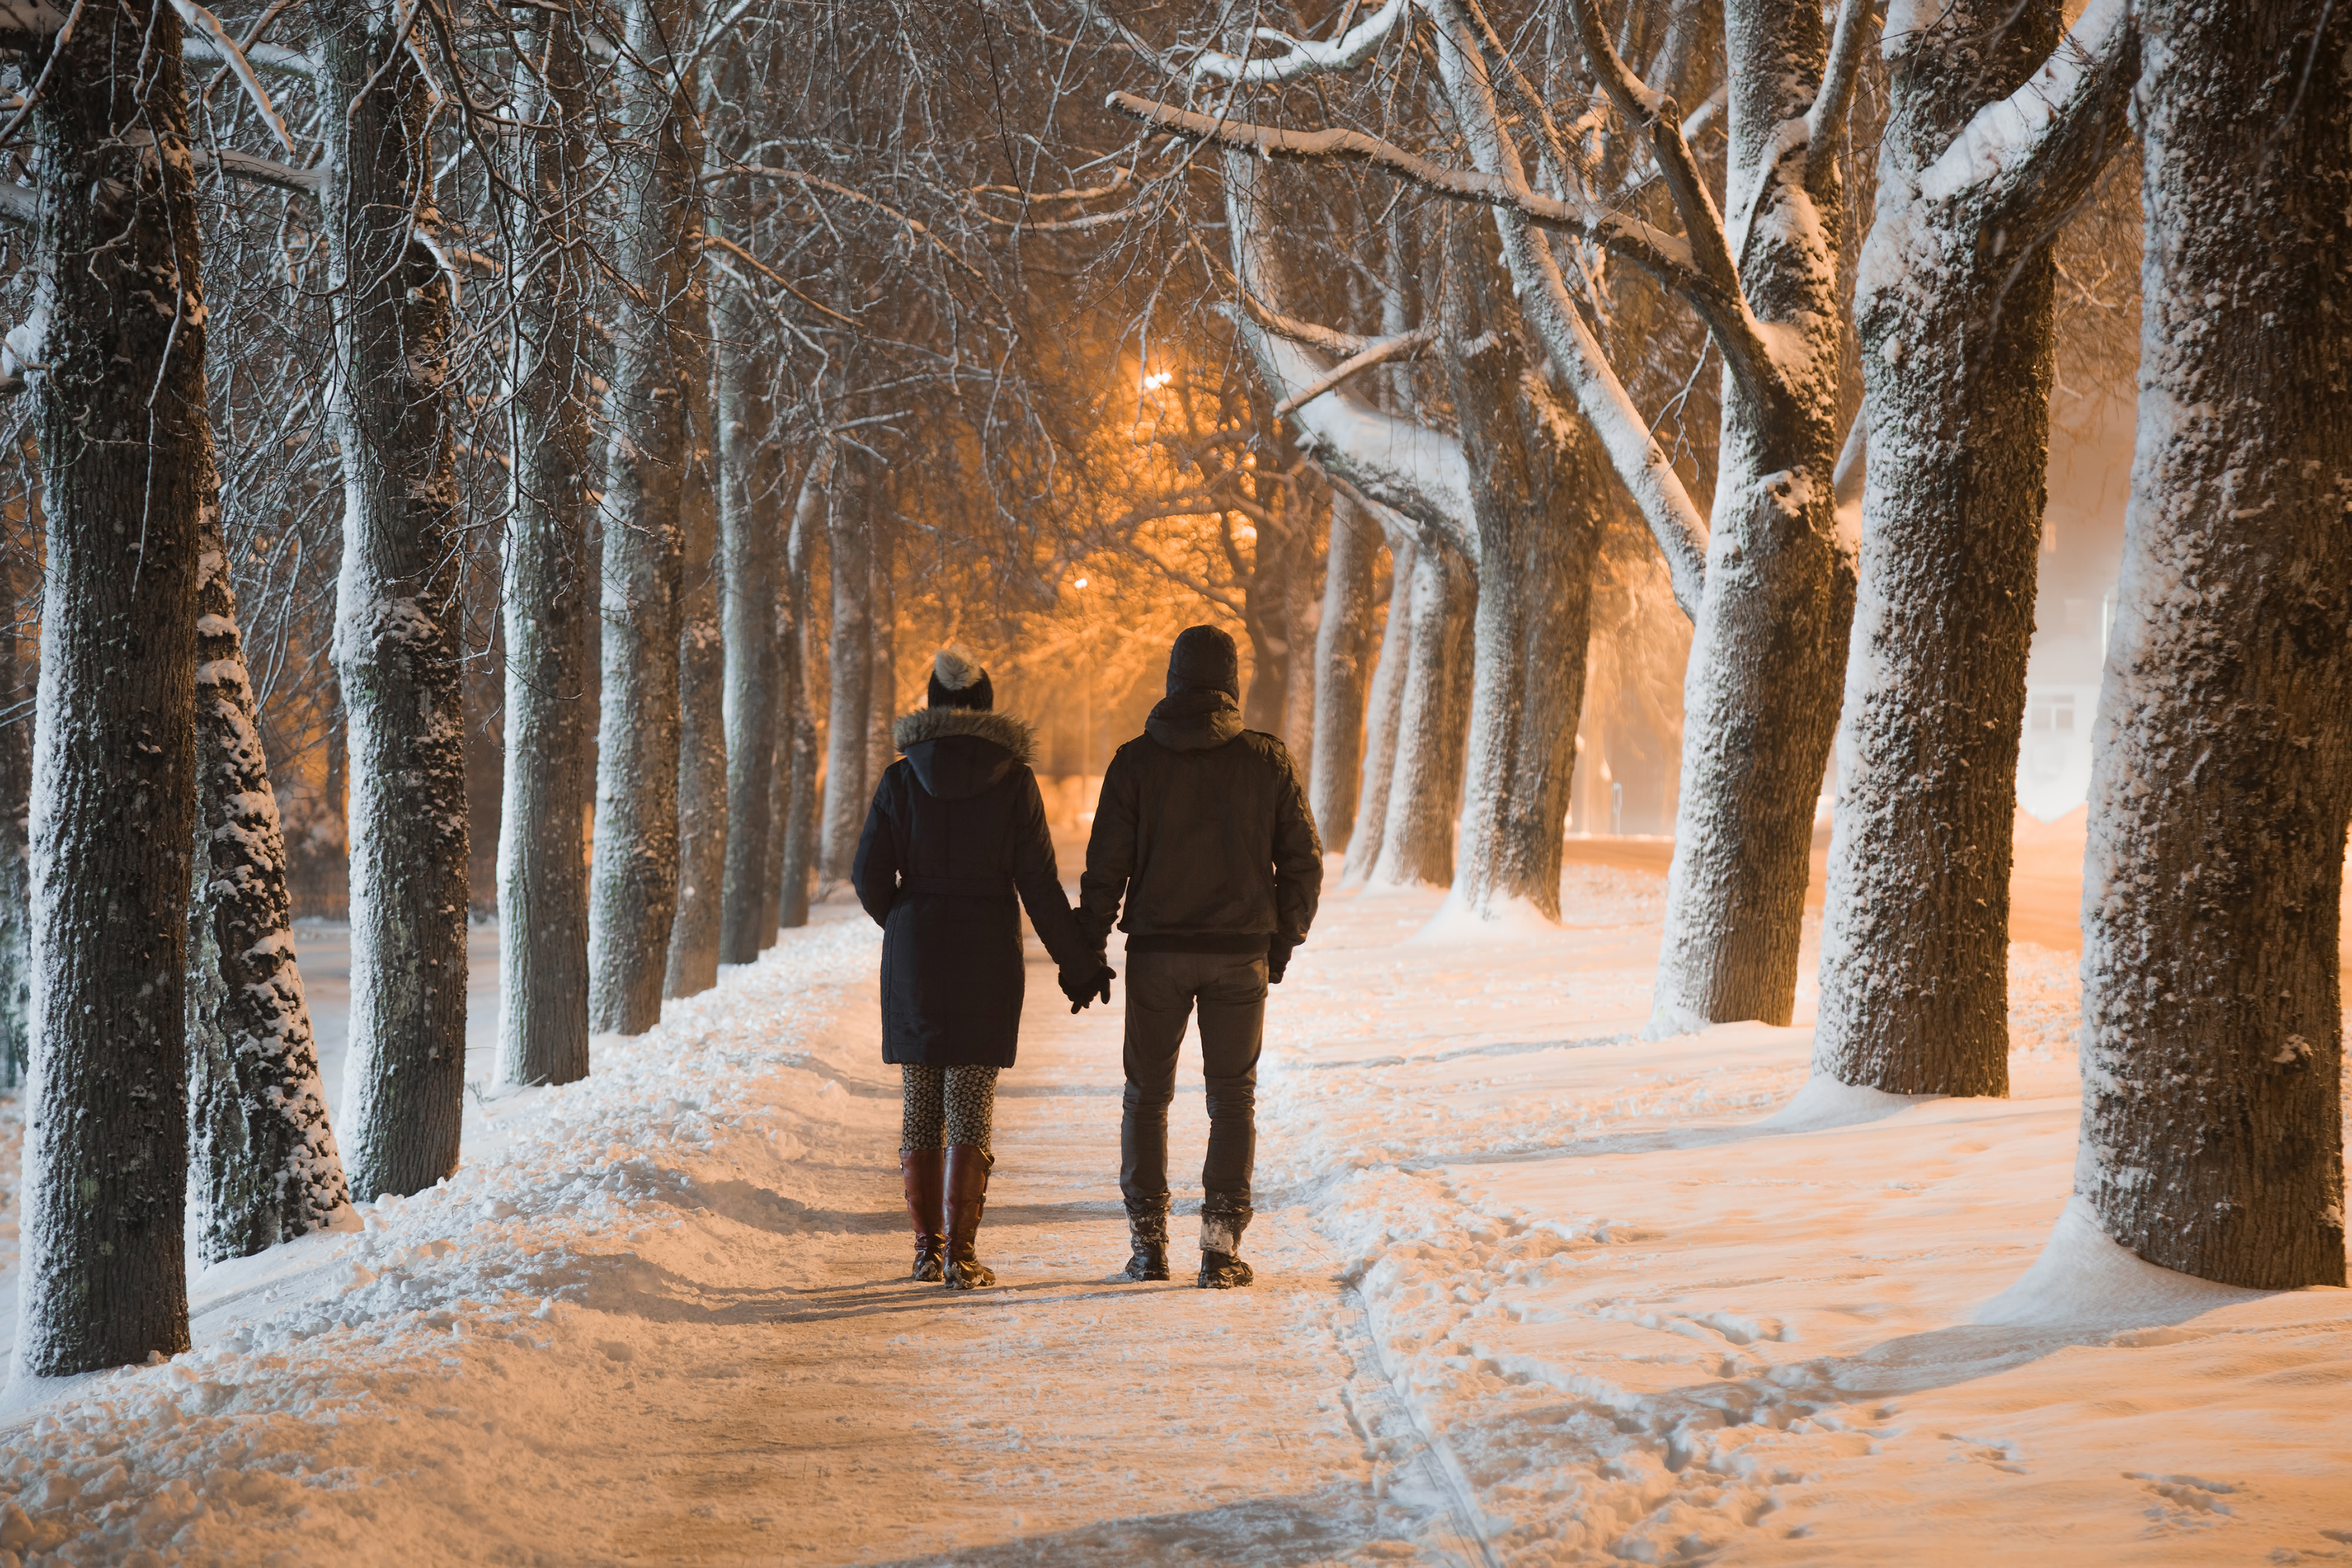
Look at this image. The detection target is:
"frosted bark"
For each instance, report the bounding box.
[1443,242,1609,921]
[864,523,897,793]
[189,514,350,1262]
[0,546,29,1090]
[716,321,777,966]
[316,0,471,1198]
[776,450,827,930]
[1815,0,2133,1095]
[497,6,596,1087]
[662,54,723,1001]
[1370,543,1474,889]
[1342,528,1415,886]
[16,0,206,1374]
[1310,492,1379,852]
[588,0,700,1032]
[817,489,873,885]
[1646,0,1859,1031]
[2075,0,2350,1289]
[665,332,724,1001]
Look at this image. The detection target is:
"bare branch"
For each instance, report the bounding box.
[1187,0,1410,84]
[709,165,983,280]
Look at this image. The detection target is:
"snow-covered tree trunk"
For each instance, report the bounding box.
[0,545,30,1090]
[15,0,206,1373]
[864,521,897,791]
[1816,0,2135,1095]
[189,506,350,1262]
[497,6,596,1086]
[316,0,472,1197]
[1443,243,1609,921]
[663,60,723,1001]
[818,489,873,885]
[1370,541,1474,890]
[777,453,827,928]
[588,0,700,1032]
[1647,0,1858,1031]
[2075,0,2351,1290]
[664,359,725,1001]
[1311,492,1379,853]
[1343,527,1415,886]
[716,322,776,966]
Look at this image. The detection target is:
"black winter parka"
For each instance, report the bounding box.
[852,708,1090,1068]
[1078,688,1323,954]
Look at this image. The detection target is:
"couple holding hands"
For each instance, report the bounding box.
[852,626,1323,1292]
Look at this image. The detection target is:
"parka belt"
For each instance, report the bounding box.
[897,875,1016,901]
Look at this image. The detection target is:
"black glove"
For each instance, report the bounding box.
[1267,937,1297,985]
[1061,961,1115,1012]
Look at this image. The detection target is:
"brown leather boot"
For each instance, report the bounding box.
[941,1144,996,1289]
[900,1148,946,1282]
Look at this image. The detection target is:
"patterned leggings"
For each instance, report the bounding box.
[900,1064,999,1152]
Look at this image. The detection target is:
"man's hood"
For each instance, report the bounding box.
[1145,688,1244,753]
[892,707,1034,800]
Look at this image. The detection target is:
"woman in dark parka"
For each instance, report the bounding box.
[852,649,1108,1288]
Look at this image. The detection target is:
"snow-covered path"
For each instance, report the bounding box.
[2,861,2348,1565]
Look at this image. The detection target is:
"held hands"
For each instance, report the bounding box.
[1061,961,1116,1013]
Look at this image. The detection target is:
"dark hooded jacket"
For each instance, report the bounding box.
[852,708,1090,1067]
[1077,688,1323,954]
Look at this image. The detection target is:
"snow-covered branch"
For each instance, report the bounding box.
[1107,91,1707,296]
[172,0,295,150]
[1806,0,1884,165]
[1235,313,1478,565]
[183,26,320,80]
[1271,327,1434,418]
[1917,0,2138,217]
[1424,0,1709,616]
[1188,0,1410,83]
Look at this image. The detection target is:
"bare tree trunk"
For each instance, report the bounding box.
[1311,492,1379,855]
[1370,542,1474,889]
[818,486,873,885]
[1343,528,1415,886]
[15,0,205,1374]
[716,322,776,965]
[1648,0,1857,1031]
[0,538,31,1090]
[316,0,471,1198]
[2076,0,2350,1290]
[189,506,350,1261]
[498,6,596,1086]
[777,453,827,928]
[1444,240,1609,921]
[1816,0,2133,1095]
[588,0,701,1031]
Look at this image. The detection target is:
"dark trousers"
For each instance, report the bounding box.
[1119,949,1267,1215]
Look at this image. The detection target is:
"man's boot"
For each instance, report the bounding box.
[900,1148,946,1282]
[1198,1201,1254,1289]
[1120,1198,1171,1282]
[942,1144,996,1289]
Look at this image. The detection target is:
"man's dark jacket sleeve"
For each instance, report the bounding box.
[1076,747,1138,950]
[1271,744,1321,944]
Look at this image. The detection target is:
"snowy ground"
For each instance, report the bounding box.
[0,843,2348,1565]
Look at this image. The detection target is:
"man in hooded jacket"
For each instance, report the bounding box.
[1079,625,1322,1288]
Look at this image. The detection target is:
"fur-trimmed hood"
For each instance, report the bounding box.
[893,707,1036,799]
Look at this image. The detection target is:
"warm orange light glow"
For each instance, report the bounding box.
[1073,576,1090,589]
[1141,370,1172,390]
